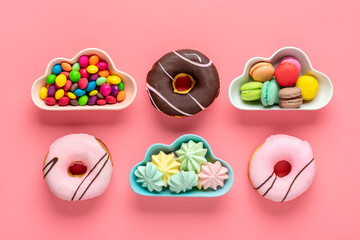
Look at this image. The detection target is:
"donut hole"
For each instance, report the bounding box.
[274,160,291,177]
[68,161,87,177]
[173,73,195,94]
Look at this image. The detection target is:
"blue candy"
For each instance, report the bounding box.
[52,64,62,75]
[86,81,96,92]
[74,88,86,97]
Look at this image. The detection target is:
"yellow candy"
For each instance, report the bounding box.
[67,92,76,99]
[87,65,98,74]
[89,90,98,96]
[55,74,67,87]
[39,87,48,100]
[107,75,121,85]
[296,75,319,101]
[55,89,64,100]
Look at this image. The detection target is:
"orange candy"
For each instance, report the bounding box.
[61,62,72,71]
[117,91,126,102]
[89,55,100,65]
[98,69,110,77]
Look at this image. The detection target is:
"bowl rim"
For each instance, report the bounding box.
[129,134,234,197]
[31,47,137,111]
[228,46,334,110]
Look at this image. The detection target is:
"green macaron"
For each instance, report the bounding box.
[260,79,281,106]
[240,82,263,101]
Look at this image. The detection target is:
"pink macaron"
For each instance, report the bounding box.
[279,56,301,74]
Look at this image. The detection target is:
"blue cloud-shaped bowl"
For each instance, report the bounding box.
[129,134,234,197]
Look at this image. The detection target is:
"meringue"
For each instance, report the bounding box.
[198,161,229,190]
[151,151,181,186]
[175,140,207,173]
[168,171,198,193]
[135,162,165,192]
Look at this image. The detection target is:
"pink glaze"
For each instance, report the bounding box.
[43,134,112,201]
[279,56,302,74]
[248,134,315,202]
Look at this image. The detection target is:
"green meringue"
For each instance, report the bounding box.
[175,140,207,173]
[167,171,198,193]
[135,162,165,192]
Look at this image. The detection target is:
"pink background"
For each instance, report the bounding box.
[0,0,359,239]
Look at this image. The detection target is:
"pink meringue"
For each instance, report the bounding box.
[198,161,229,190]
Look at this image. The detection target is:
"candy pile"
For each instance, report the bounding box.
[135,140,229,193]
[39,54,126,106]
[240,56,319,108]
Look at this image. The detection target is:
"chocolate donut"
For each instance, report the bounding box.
[146,49,220,117]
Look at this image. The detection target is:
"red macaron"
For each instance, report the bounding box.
[274,62,299,87]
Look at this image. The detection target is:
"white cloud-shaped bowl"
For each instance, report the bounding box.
[228,47,333,110]
[31,48,137,111]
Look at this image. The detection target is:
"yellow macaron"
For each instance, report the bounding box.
[296,75,319,100]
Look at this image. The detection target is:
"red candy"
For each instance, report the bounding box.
[78,78,88,89]
[275,62,299,87]
[105,95,116,104]
[61,71,70,78]
[63,80,72,91]
[97,61,108,70]
[59,96,70,106]
[45,97,56,106]
[97,99,106,105]
[79,68,89,78]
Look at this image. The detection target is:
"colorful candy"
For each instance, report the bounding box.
[69,70,81,82]
[52,64,62,75]
[55,74,67,87]
[45,97,56,106]
[46,74,56,84]
[55,89,65,100]
[40,87,48,100]
[78,78,88,89]
[61,62,72,72]
[40,54,126,106]
[78,95,88,106]
[117,91,126,102]
[100,84,111,96]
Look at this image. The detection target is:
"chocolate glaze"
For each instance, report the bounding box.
[281,158,314,202]
[146,49,220,117]
[255,172,274,190]
[43,157,58,178]
[71,152,108,201]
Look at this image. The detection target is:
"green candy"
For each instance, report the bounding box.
[240,82,263,101]
[46,74,56,84]
[69,70,81,82]
[96,77,107,86]
[118,82,124,91]
[72,62,80,71]
[78,95,88,106]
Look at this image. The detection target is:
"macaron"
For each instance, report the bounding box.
[240,82,263,101]
[275,62,299,87]
[249,62,275,82]
[280,56,301,74]
[296,75,319,100]
[279,87,303,108]
[261,79,281,106]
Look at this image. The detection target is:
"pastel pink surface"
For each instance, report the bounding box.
[0,0,359,239]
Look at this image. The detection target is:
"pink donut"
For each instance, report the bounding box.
[43,134,113,201]
[248,134,315,202]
